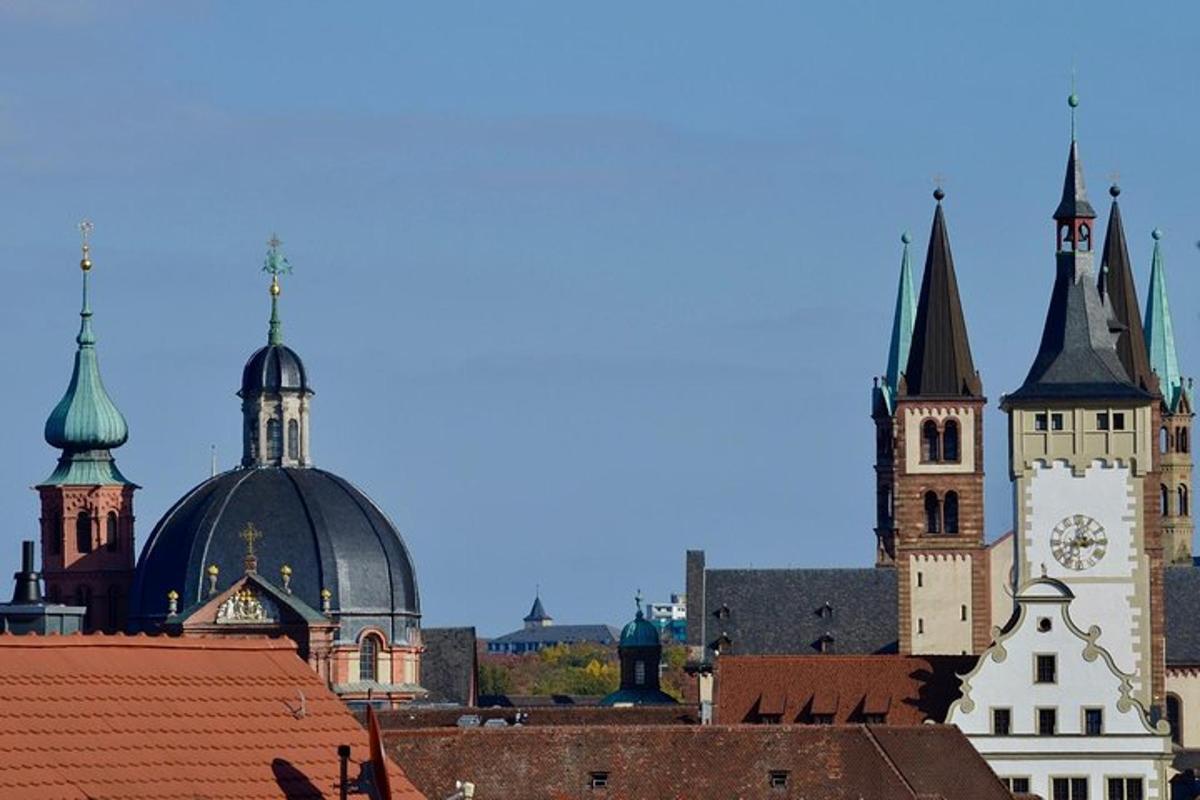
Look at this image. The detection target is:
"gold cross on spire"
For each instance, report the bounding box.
[78,219,94,271]
[240,523,264,556]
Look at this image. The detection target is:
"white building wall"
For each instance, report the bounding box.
[909,554,974,655]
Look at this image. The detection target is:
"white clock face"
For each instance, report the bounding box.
[1050,514,1108,571]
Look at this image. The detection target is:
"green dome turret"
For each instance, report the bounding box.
[41,225,132,486]
[619,592,660,648]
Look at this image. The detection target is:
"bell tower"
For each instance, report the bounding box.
[1002,94,1164,709]
[1143,229,1193,564]
[37,223,138,633]
[891,189,990,655]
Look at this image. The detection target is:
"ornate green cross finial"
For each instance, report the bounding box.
[262,234,292,345]
[635,588,643,615]
[76,219,95,346]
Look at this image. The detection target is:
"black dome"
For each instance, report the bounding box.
[130,467,419,641]
[241,344,310,396]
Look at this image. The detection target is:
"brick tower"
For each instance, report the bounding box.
[1143,228,1193,565]
[872,232,917,567]
[891,189,990,655]
[37,227,137,633]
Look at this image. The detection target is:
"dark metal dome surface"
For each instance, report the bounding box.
[240,344,310,396]
[130,467,418,639]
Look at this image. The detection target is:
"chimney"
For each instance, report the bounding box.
[11,540,43,605]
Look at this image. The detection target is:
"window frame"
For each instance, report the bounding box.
[942,418,961,463]
[1106,776,1143,800]
[1037,706,1058,736]
[358,633,383,683]
[768,770,789,790]
[1035,653,1058,684]
[588,772,609,790]
[1051,776,1089,800]
[1002,777,1032,794]
[991,707,1012,736]
[1083,707,1104,736]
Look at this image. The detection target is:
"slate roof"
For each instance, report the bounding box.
[131,466,420,642]
[420,627,478,705]
[1099,189,1155,393]
[699,567,898,656]
[901,198,982,398]
[373,704,698,729]
[488,624,619,647]
[1165,565,1200,665]
[714,654,973,725]
[0,634,424,799]
[524,595,550,623]
[384,724,1013,800]
[1008,139,1151,404]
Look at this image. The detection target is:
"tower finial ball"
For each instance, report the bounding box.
[1152,228,1163,241]
[901,231,912,244]
[933,187,945,202]
[1068,93,1079,108]
[1109,184,1120,198]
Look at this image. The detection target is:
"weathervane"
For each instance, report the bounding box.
[262,234,291,345]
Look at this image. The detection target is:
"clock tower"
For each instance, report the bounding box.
[1002,96,1164,709]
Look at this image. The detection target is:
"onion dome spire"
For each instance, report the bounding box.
[42,223,132,485]
[1144,229,1187,411]
[1098,183,1154,391]
[901,188,982,397]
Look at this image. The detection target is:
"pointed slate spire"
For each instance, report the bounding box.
[1054,94,1096,222]
[1144,229,1186,411]
[42,224,133,486]
[524,593,551,624]
[878,231,918,412]
[1099,184,1154,392]
[901,190,981,397]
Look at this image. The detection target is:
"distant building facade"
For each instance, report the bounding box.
[487,595,618,654]
[645,593,686,643]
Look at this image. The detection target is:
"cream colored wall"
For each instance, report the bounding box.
[1010,405,1153,479]
[909,553,974,655]
[989,533,1015,633]
[904,406,976,474]
[1166,670,1200,748]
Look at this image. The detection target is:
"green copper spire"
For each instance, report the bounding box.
[263,233,291,346]
[42,222,132,486]
[1144,228,1186,411]
[881,231,917,413]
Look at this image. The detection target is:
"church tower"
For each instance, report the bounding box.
[1002,96,1164,709]
[1143,229,1193,564]
[872,232,917,566]
[37,225,137,632]
[891,190,990,655]
[239,236,313,468]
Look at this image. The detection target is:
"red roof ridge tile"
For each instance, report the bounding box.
[0,633,297,652]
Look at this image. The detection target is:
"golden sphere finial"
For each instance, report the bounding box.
[206,564,219,576]
[78,219,94,272]
[269,275,281,297]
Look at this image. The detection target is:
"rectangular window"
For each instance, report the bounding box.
[1036,654,1057,683]
[1051,412,1065,430]
[811,713,834,725]
[1084,707,1103,736]
[589,772,609,790]
[862,713,885,724]
[917,572,923,588]
[960,604,968,621]
[769,771,789,790]
[992,708,1011,736]
[1053,777,1089,800]
[1003,778,1031,794]
[917,618,924,635]
[1038,707,1057,736]
[1112,412,1126,431]
[1035,413,1049,431]
[1107,778,1143,800]
[1097,412,1110,431]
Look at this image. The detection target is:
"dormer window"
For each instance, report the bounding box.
[816,634,834,654]
[817,602,833,619]
[715,605,730,621]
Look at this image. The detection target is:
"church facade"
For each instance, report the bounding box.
[34,234,426,708]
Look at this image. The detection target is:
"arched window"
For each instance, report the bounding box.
[1161,427,1170,454]
[1181,428,1190,454]
[51,517,63,555]
[1167,694,1183,745]
[942,419,960,462]
[287,419,299,460]
[924,492,941,534]
[105,512,118,552]
[1162,484,1170,516]
[76,512,92,554]
[359,634,381,683]
[1180,485,1190,517]
[266,418,282,461]
[245,417,259,461]
[634,660,646,685]
[921,420,940,463]
[943,491,960,534]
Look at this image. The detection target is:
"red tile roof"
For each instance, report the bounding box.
[384,724,1013,800]
[715,654,974,725]
[0,634,425,800]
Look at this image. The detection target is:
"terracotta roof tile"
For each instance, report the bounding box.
[0,633,425,800]
[715,654,973,725]
[385,724,1008,799]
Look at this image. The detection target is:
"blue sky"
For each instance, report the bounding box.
[1,2,1198,635]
